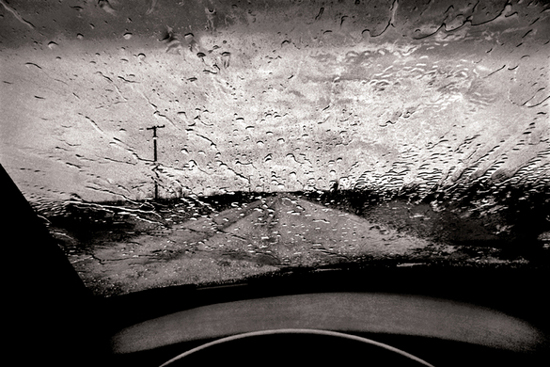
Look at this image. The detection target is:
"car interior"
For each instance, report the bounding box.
[2,1,549,366]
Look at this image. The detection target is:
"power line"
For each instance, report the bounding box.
[146,125,165,200]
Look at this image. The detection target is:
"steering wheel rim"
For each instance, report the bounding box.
[159,328,435,367]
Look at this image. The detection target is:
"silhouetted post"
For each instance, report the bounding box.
[146,125,165,200]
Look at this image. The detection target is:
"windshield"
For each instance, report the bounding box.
[1,0,549,297]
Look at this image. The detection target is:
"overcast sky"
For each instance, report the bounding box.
[1,0,548,204]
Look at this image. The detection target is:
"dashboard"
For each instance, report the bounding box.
[105,265,550,367]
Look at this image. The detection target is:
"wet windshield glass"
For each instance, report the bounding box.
[1,0,549,296]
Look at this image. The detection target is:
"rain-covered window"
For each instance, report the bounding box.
[1,0,549,297]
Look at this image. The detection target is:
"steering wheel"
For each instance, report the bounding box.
[159,329,435,366]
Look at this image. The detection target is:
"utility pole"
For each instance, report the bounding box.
[146,125,165,200]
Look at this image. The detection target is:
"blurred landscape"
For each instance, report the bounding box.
[39,186,550,296]
[1,1,549,296]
